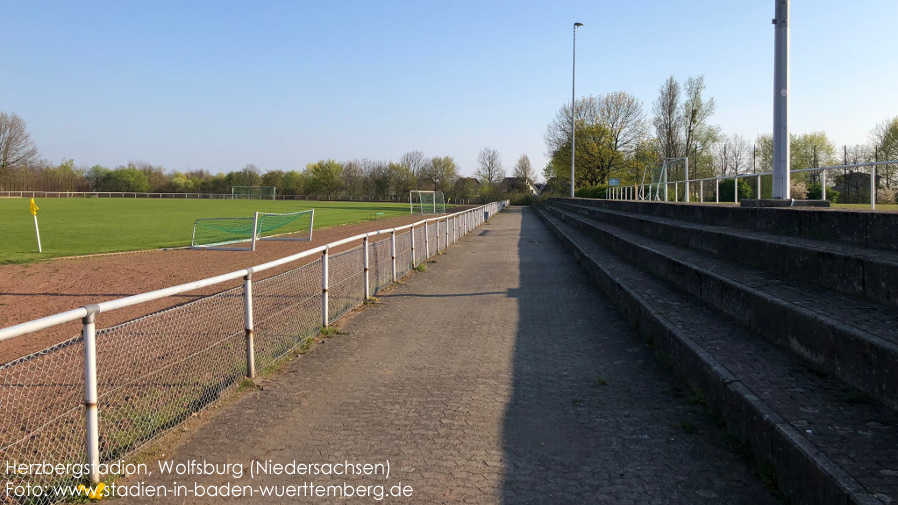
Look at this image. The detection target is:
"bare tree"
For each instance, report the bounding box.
[512,154,534,182]
[361,159,391,197]
[652,75,718,181]
[682,76,717,161]
[0,112,40,176]
[601,91,647,156]
[652,76,682,160]
[399,151,430,182]
[713,134,749,175]
[342,159,367,196]
[544,92,647,186]
[871,117,898,188]
[476,147,505,189]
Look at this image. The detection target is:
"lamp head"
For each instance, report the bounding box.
[574,22,583,27]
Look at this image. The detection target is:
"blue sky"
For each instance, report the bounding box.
[2,1,896,178]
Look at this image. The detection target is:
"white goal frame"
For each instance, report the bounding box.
[191,209,315,250]
[409,190,446,215]
[256,209,315,242]
[191,217,259,251]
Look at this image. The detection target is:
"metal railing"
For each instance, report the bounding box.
[0,190,485,204]
[605,160,898,210]
[0,200,508,503]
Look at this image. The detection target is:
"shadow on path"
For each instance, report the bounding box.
[499,207,779,504]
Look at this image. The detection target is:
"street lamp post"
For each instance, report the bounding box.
[571,22,583,198]
[772,0,790,198]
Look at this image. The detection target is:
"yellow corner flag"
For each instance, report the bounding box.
[30,198,42,252]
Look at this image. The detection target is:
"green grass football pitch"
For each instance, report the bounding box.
[0,198,415,264]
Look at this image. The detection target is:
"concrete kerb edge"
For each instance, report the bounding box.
[531,205,881,505]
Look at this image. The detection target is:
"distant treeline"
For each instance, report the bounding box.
[0,152,536,202]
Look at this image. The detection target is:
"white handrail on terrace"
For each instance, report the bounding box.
[604,160,898,210]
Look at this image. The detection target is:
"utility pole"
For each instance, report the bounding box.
[571,22,583,197]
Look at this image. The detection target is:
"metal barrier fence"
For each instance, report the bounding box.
[0,190,484,204]
[0,200,508,503]
[605,160,898,209]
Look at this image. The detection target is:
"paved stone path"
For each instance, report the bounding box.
[122,207,779,504]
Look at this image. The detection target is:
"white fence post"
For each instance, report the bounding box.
[390,229,397,282]
[363,236,370,298]
[757,175,761,199]
[700,180,704,203]
[424,222,429,259]
[251,211,259,251]
[716,178,719,203]
[244,273,255,378]
[436,219,441,253]
[452,216,458,244]
[735,177,739,203]
[322,248,329,328]
[822,170,827,200]
[410,225,416,267]
[82,313,100,484]
[872,165,876,210]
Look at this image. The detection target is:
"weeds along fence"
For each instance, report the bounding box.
[0,200,508,503]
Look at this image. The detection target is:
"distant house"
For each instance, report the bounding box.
[500,177,539,196]
[452,177,481,199]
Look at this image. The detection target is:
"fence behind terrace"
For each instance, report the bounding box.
[0,200,508,504]
[606,159,898,209]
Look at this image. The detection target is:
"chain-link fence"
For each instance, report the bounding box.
[0,201,508,505]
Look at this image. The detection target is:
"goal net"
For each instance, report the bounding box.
[256,209,314,241]
[641,162,667,201]
[191,209,315,250]
[410,191,445,214]
[191,217,258,251]
[232,186,276,200]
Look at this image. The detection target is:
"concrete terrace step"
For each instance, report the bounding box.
[558,197,898,252]
[541,202,898,412]
[550,198,898,310]
[533,205,898,505]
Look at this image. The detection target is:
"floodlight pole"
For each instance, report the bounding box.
[772,0,790,198]
[571,22,583,198]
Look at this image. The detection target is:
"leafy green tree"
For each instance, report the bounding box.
[227,164,262,188]
[261,170,285,191]
[170,172,195,192]
[389,162,416,197]
[86,165,111,190]
[545,91,647,189]
[305,159,343,196]
[546,123,621,187]
[717,178,751,202]
[424,156,459,193]
[101,168,150,192]
[282,170,305,195]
